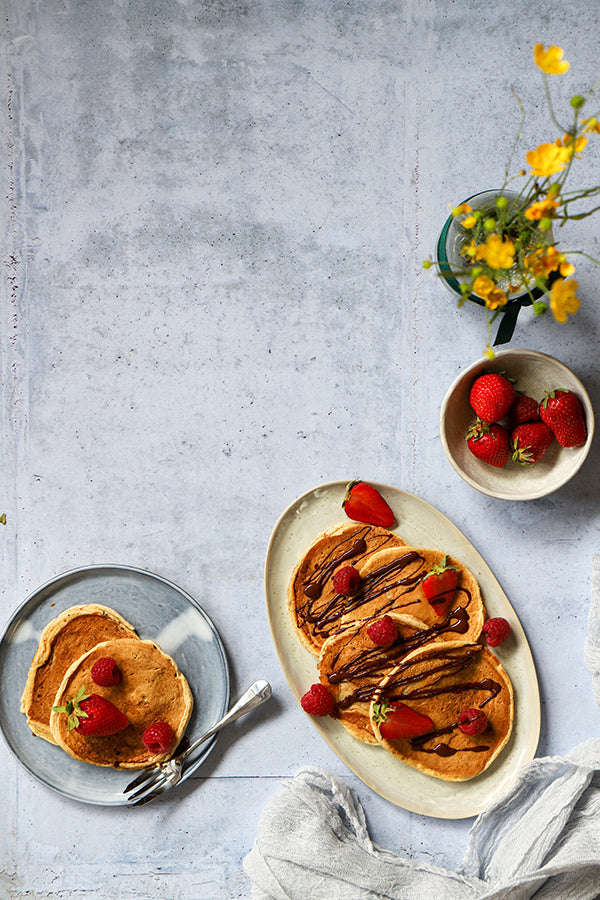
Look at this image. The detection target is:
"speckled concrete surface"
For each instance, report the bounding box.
[2,1,600,897]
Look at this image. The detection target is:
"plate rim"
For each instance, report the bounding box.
[264,479,541,819]
[0,563,230,806]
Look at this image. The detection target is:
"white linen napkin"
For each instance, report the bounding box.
[244,555,600,900]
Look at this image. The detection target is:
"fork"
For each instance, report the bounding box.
[123,679,272,805]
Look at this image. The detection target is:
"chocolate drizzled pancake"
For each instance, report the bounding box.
[21,604,139,744]
[341,547,485,642]
[370,641,514,781]
[49,638,194,769]
[318,607,478,744]
[288,523,406,656]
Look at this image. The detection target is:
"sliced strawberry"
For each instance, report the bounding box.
[372,701,434,740]
[422,556,458,616]
[342,481,395,528]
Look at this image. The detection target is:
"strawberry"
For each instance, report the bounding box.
[91,656,121,687]
[367,615,399,647]
[539,389,587,448]
[142,721,175,754]
[422,556,458,616]
[458,708,488,736]
[469,373,515,423]
[508,392,540,428]
[342,481,395,528]
[465,420,510,467]
[332,566,362,596]
[511,421,554,465]
[52,686,129,736]
[372,701,434,741]
[300,683,335,717]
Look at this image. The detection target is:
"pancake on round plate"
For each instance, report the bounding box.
[21,604,139,744]
[288,522,406,656]
[341,547,485,642]
[369,640,514,781]
[49,637,194,769]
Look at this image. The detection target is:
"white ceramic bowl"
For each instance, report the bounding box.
[440,349,595,500]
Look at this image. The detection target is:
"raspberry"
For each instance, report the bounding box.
[90,656,121,687]
[142,721,176,754]
[366,615,399,648]
[458,708,488,735]
[482,617,512,647]
[332,566,361,596]
[300,683,334,717]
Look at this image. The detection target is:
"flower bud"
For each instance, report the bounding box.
[496,196,508,209]
[570,95,585,109]
[483,217,496,231]
[533,300,548,315]
[423,259,432,269]
[539,217,552,231]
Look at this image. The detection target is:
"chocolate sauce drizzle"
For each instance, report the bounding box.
[298,535,476,642]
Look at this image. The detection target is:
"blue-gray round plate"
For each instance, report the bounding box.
[0,565,229,805]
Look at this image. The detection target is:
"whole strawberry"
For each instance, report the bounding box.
[466,420,510,467]
[300,683,335,717]
[539,389,587,448]
[53,685,129,736]
[342,481,395,528]
[511,421,554,465]
[508,392,540,428]
[469,373,515,423]
[332,565,362,596]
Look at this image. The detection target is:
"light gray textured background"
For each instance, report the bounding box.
[2,1,600,897]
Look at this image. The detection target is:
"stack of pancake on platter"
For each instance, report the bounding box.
[288,523,514,782]
[20,604,193,769]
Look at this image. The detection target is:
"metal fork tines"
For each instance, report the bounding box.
[123,679,272,805]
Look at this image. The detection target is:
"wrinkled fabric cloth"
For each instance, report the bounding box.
[244,556,600,900]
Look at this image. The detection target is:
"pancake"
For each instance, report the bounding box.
[318,612,429,744]
[49,637,194,769]
[288,522,406,656]
[369,640,514,781]
[341,547,485,642]
[21,604,139,744]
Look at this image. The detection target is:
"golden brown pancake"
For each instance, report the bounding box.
[21,604,139,744]
[369,640,514,781]
[288,522,406,656]
[341,547,485,642]
[318,612,429,744]
[49,638,194,769]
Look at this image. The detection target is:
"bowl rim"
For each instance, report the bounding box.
[439,348,595,501]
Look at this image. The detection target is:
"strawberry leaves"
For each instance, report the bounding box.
[52,684,91,730]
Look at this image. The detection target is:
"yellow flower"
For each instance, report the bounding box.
[533,43,570,75]
[452,203,473,217]
[461,215,477,228]
[482,233,515,269]
[472,275,508,310]
[525,245,575,278]
[526,143,570,177]
[582,117,600,134]
[557,133,588,155]
[524,195,560,220]
[549,278,580,322]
